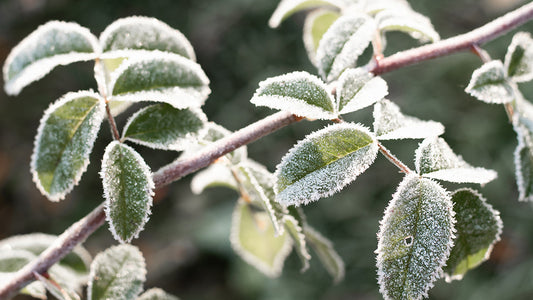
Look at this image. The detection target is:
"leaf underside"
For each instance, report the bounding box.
[337,68,389,115]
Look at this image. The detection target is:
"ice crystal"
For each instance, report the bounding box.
[336,68,388,115]
[465,60,515,104]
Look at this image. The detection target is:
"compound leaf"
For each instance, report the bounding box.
[373,99,444,140]
[269,0,343,28]
[465,60,515,104]
[88,245,146,300]
[275,122,378,206]
[304,225,345,283]
[3,21,99,96]
[137,288,179,300]
[504,32,533,82]
[190,163,238,195]
[250,71,336,119]
[303,9,340,66]
[122,104,206,151]
[444,189,502,281]
[415,137,497,184]
[376,174,454,300]
[31,91,105,201]
[101,141,154,243]
[336,68,388,115]
[376,8,440,43]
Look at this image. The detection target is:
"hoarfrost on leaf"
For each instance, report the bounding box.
[513,120,533,201]
[336,68,388,115]
[101,141,154,243]
[283,215,311,271]
[362,0,410,15]
[190,163,238,194]
[465,60,515,104]
[504,32,533,82]
[34,271,81,300]
[250,71,337,120]
[269,0,344,28]
[137,288,179,300]
[31,91,105,201]
[304,225,345,283]
[376,174,455,300]
[303,9,340,66]
[275,122,378,206]
[373,99,444,140]
[3,21,99,96]
[375,8,440,43]
[415,137,497,185]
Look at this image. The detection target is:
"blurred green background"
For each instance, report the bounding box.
[1,0,533,299]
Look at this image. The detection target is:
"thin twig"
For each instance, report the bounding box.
[470,44,492,63]
[378,142,412,174]
[94,58,121,141]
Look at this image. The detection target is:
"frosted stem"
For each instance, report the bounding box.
[378,142,412,174]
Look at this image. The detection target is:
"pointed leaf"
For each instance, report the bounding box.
[283,215,311,271]
[88,245,146,300]
[415,137,497,184]
[513,120,533,201]
[31,91,105,201]
[269,0,343,28]
[304,225,345,283]
[275,122,378,206]
[109,51,210,109]
[101,141,154,243]
[373,99,444,140]
[190,163,238,194]
[444,189,502,281]
[303,9,340,66]
[376,174,455,300]
[230,200,293,278]
[250,71,336,119]
[316,14,376,82]
[336,68,388,115]
[376,8,440,43]
[504,32,533,82]
[137,288,179,300]
[122,104,207,151]
[3,21,99,95]
[465,60,515,104]
[100,16,195,60]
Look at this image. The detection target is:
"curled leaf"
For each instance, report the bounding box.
[269,0,343,28]
[376,8,440,43]
[303,9,340,66]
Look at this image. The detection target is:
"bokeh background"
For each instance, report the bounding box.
[1,0,533,299]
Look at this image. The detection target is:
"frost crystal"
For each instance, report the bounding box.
[269,0,344,28]
[504,32,533,82]
[336,68,388,115]
[465,60,515,104]
[513,120,533,201]
[283,215,311,271]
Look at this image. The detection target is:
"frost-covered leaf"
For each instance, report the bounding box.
[504,32,533,82]
[303,9,340,66]
[316,14,376,82]
[230,200,293,278]
[109,51,210,109]
[444,189,502,282]
[269,0,343,28]
[275,122,378,206]
[190,163,238,194]
[0,249,35,273]
[283,215,311,272]
[34,272,81,300]
[122,104,206,151]
[376,174,454,300]
[0,271,46,299]
[336,68,388,115]
[304,225,345,283]
[100,16,195,60]
[376,8,440,43]
[3,21,99,96]
[88,244,146,300]
[415,137,497,184]
[513,120,533,201]
[30,91,105,201]
[363,0,410,15]
[137,288,179,300]
[465,60,515,104]
[101,141,154,243]
[373,99,444,140]
[250,71,336,120]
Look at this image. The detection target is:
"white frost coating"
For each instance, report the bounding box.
[465,60,514,104]
[283,215,311,271]
[423,168,497,185]
[303,9,340,67]
[190,163,238,194]
[336,68,388,115]
[138,288,179,300]
[304,225,345,283]
[274,122,378,206]
[101,141,155,244]
[99,16,196,61]
[513,121,533,201]
[362,0,410,15]
[250,71,337,120]
[375,8,440,43]
[108,50,210,109]
[3,21,99,96]
[269,0,345,28]
[504,32,533,82]
[30,90,105,201]
[373,99,444,140]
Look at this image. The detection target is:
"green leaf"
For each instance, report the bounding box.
[465,60,515,104]
[3,21,99,95]
[415,137,497,184]
[0,272,46,300]
[275,122,378,206]
[304,225,345,283]
[269,0,343,28]
[34,272,81,300]
[137,288,179,300]
[336,68,388,115]
[101,141,154,243]
[100,16,195,60]
[109,51,210,109]
[373,99,444,140]
[513,119,533,201]
[230,200,293,278]
[122,104,206,151]
[444,189,502,282]
[190,163,238,194]
[364,0,410,15]
[376,8,440,43]
[283,215,311,272]
[88,244,146,300]
[504,32,533,82]
[376,174,455,300]
[303,9,340,66]
[250,71,336,120]
[316,14,376,82]
[0,249,35,273]
[31,91,105,201]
